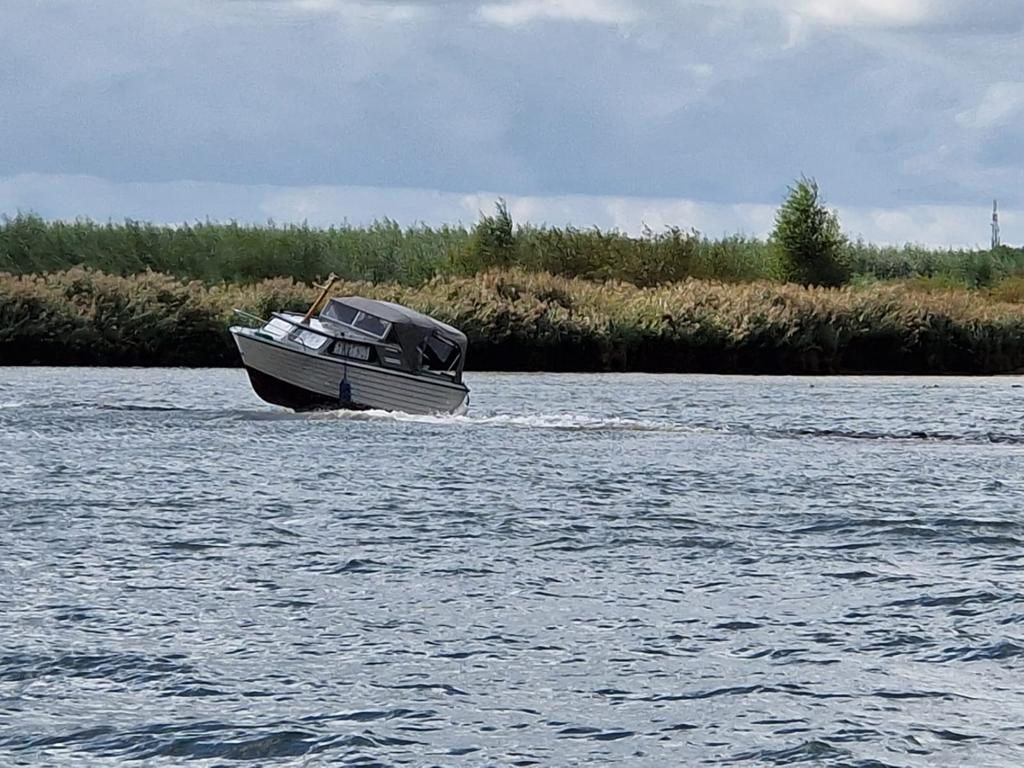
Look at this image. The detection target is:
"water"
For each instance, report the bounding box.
[2,368,1023,766]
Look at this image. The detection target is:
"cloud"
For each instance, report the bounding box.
[841,203,1011,249]
[1,0,1023,217]
[477,0,636,27]
[956,81,1024,130]
[0,173,1013,248]
[779,0,935,28]
[222,0,432,22]
[757,0,937,48]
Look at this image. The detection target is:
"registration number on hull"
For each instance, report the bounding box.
[332,340,371,361]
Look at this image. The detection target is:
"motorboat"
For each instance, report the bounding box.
[230,275,469,414]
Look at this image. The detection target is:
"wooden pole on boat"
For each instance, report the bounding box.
[300,273,338,325]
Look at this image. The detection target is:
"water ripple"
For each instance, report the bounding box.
[1,369,1023,766]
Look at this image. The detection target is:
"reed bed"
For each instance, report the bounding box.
[0,215,467,286]
[4,213,1023,288]
[3,268,1024,373]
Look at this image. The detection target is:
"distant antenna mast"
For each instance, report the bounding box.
[992,199,1001,249]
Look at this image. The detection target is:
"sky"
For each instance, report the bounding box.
[1,0,1022,246]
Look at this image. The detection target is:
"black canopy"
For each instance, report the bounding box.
[321,297,467,376]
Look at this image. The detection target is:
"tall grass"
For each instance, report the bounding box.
[3,211,1022,288]
[0,214,467,286]
[4,268,1024,373]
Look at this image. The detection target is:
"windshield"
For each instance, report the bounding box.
[322,302,357,326]
[352,312,390,339]
[321,303,391,340]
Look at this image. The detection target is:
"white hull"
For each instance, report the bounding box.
[232,329,469,415]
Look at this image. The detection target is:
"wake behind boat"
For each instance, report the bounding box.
[230,275,469,414]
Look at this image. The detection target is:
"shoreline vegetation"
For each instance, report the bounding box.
[3,183,1024,374]
[3,268,1024,373]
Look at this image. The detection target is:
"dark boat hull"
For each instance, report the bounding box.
[244,366,368,412]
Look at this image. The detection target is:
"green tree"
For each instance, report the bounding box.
[772,177,849,286]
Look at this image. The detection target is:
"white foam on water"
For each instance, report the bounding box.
[0,401,25,409]
[311,407,703,434]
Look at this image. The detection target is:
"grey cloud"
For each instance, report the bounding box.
[915,0,1024,35]
[1,0,1022,211]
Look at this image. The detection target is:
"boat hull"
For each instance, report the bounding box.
[232,329,469,414]
[243,366,345,411]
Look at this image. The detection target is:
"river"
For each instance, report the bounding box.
[2,368,1023,766]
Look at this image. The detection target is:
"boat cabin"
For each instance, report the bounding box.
[319,297,467,382]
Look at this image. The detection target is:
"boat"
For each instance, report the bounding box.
[229,275,469,414]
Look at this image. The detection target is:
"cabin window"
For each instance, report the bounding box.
[322,302,358,326]
[421,334,460,372]
[321,303,391,340]
[352,311,390,339]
